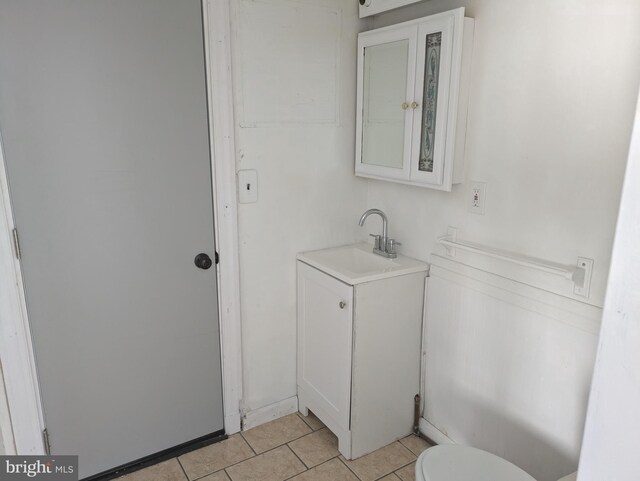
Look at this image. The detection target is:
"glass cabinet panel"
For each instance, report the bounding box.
[361,40,409,169]
[409,17,454,187]
[419,32,442,173]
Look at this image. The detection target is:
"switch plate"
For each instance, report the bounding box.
[469,181,486,215]
[238,170,258,203]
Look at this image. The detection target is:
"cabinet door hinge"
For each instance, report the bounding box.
[43,428,51,455]
[12,228,21,260]
[215,251,219,265]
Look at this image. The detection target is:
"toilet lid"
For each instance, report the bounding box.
[419,445,537,481]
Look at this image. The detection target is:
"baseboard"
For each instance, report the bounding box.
[419,417,455,445]
[242,396,298,431]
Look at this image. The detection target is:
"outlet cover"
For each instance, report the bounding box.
[469,181,486,215]
[238,170,258,203]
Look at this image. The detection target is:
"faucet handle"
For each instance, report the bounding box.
[369,233,381,250]
[386,238,402,255]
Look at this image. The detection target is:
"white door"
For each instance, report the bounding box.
[0,1,224,478]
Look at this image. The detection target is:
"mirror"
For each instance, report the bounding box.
[361,39,409,169]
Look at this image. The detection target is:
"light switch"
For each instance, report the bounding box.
[238,170,258,203]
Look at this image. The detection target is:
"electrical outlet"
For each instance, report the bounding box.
[238,170,258,203]
[469,182,486,214]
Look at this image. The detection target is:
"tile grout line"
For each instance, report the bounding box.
[370,469,401,481]
[220,444,308,481]
[372,475,397,481]
[181,432,275,481]
[286,426,341,470]
[398,435,431,457]
[385,452,419,480]
[390,458,418,480]
[337,456,366,481]
[281,444,309,478]
[287,441,312,471]
[187,440,257,481]
[376,471,403,481]
[192,466,233,481]
[296,412,325,432]
[340,440,418,481]
[288,427,332,450]
[174,456,190,481]
[240,426,314,455]
[297,451,342,472]
[371,457,417,481]
[239,431,258,456]
[195,453,255,478]
[296,412,316,431]
[281,456,346,481]
[220,441,311,477]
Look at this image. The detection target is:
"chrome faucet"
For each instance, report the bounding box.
[358,209,401,258]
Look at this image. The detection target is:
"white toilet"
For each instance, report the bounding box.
[415,445,578,481]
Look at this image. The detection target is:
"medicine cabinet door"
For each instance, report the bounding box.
[356,26,417,181]
[409,12,457,186]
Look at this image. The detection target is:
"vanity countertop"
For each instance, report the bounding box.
[297,242,429,285]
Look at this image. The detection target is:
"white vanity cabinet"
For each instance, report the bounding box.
[296,244,428,459]
[355,8,474,191]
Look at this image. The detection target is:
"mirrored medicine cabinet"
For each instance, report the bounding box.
[355,8,474,191]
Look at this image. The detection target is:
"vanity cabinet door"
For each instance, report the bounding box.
[297,262,353,431]
[355,25,417,181]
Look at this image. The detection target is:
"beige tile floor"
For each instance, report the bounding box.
[116,412,432,481]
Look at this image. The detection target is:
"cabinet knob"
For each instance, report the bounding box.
[401,102,409,110]
[411,101,419,109]
[339,301,346,309]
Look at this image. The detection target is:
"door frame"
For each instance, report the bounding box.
[202,0,243,436]
[0,0,242,454]
[0,130,45,454]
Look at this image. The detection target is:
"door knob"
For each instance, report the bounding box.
[194,253,213,270]
[339,301,346,309]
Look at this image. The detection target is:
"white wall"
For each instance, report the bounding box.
[361,1,640,479]
[231,0,640,425]
[577,89,640,481]
[365,0,640,308]
[424,258,601,481]
[229,0,367,414]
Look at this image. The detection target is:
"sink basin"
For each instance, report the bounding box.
[297,243,429,285]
